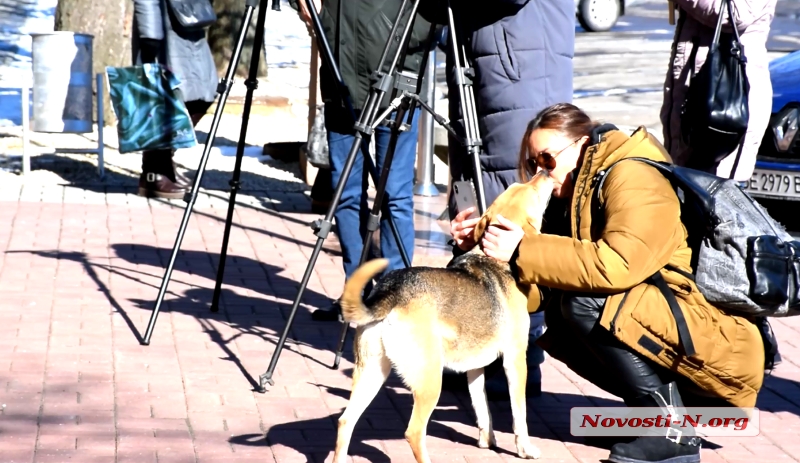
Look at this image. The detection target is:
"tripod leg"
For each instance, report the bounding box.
[360,150,412,269]
[333,106,409,369]
[258,0,425,387]
[305,0,413,269]
[141,0,258,345]
[333,18,437,370]
[209,0,269,313]
[258,128,371,390]
[446,2,487,215]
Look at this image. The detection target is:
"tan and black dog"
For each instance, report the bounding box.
[332,173,554,463]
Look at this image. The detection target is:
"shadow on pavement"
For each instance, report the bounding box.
[229,380,631,462]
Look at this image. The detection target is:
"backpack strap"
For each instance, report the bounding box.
[592,157,672,210]
[650,271,697,358]
[592,157,698,359]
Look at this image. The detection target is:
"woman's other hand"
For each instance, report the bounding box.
[482,214,524,263]
[450,207,480,251]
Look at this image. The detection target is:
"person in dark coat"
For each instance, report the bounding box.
[295,0,433,321]
[132,0,218,198]
[440,0,575,214]
[420,0,575,399]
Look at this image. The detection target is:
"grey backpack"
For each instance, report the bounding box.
[595,157,800,319]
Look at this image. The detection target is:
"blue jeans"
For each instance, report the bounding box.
[326,105,420,278]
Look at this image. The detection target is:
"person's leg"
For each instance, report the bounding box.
[561,293,666,399]
[173,100,213,189]
[310,168,333,214]
[374,108,419,274]
[312,106,371,321]
[559,293,701,463]
[139,147,186,199]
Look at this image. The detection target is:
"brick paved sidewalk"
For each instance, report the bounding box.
[2,181,800,463]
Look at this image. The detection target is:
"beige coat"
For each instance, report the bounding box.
[661,0,778,182]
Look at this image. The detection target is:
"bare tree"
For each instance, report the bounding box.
[54,0,133,126]
[208,0,268,78]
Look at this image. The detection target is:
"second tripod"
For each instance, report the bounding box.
[256,0,488,391]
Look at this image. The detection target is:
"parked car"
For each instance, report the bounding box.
[576,0,644,32]
[742,50,800,208]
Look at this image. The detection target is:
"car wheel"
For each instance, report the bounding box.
[578,0,621,32]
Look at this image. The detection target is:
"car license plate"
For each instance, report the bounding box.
[743,168,800,201]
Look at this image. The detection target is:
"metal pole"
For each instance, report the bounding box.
[96,73,105,178]
[21,83,30,175]
[413,48,439,197]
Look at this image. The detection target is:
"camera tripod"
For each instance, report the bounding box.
[256,0,488,391]
[141,0,418,345]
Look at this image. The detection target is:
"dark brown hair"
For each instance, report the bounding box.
[517,103,597,181]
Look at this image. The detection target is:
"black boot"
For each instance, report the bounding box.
[311,299,343,322]
[139,150,188,199]
[312,278,375,322]
[608,382,701,463]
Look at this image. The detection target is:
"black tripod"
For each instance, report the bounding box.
[141,0,281,345]
[256,0,488,391]
[141,0,424,345]
[141,0,413,344]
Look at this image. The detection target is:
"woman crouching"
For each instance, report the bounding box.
[450,103,764,463]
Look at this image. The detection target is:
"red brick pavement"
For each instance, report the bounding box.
[1,190,800,463]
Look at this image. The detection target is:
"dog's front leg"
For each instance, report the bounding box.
[466,368,496,448]
[503,353,541,459]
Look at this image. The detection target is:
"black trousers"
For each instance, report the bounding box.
[552,292,728,406]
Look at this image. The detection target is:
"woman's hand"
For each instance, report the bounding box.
[482,214,525,263]
[450,207,480,251]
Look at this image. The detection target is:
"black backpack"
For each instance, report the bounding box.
[680,0,750,169]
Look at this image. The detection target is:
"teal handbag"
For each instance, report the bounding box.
[106,63,198,154]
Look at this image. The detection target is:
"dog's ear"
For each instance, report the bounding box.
[472,214,491,243]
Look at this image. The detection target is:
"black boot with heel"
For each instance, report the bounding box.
[608,382,701,463]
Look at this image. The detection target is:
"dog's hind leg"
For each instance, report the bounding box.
[333,344,391,463]
[503,350,541,459]
[466,368,496,449]
[404,364,442,463]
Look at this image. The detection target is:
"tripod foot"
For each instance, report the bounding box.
[258,372,275,393]
[331,321,350,370]
[210,304,220,313]
[140,339,150,346]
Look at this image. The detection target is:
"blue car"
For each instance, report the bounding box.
[742,51,800,202]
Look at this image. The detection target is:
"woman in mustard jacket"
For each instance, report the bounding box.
[451,103,764,463]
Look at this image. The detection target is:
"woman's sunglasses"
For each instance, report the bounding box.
[526,137,581,173]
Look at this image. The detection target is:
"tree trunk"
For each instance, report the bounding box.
[208,0,267,79]
[54,0,133,126]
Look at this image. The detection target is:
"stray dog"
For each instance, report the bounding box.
[332,172,554,463]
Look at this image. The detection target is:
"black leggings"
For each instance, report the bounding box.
[553,292,729,406]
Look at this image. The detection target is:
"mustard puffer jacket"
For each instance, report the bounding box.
[518,127,764,408]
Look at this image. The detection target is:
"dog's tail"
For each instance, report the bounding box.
[340,258,389,326]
